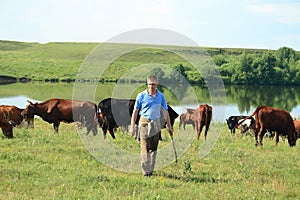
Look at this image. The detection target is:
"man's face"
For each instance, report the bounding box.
[147,79,157,90]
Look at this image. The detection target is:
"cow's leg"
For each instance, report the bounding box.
[275,132,280,145]
[197,123,204,140]
[204,123,211,140]
[86,122,98,136]
[92,123,98,136]
[109,128,116,139]
[85,123,91,135]
[254,123,261,146]
[258,127,267,146]
[53,122,59,133]
[254,129,259,146]
[183,122,186,130]
[192,122,195,130]
[102,127,107,139]
[286,131,296,147]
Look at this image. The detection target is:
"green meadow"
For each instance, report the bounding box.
[4,40,300,85]
[0,120,299,199]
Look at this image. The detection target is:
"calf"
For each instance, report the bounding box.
[226,115,247,133]
[179,108,196,130]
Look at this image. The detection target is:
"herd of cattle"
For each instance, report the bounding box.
[0,98,299,147]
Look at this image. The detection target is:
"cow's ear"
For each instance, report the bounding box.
[27,100,34,105]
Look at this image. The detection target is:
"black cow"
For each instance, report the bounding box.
[98,98,179,139]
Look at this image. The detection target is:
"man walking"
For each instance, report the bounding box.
[130,75,173,176]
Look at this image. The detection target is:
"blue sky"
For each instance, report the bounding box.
[1,0,300,50]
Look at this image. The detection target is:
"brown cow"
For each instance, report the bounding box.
[179,109,196,130]
[238,106,297,146]
[22,99,98,135]
[0,105,34,138]
[0,105,34,128]
[196,104,212,140]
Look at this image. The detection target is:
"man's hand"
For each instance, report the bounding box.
[168,126,173,136]
[129,126,135,137]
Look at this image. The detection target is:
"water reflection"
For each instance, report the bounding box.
[226,85,299,113]
[1,83,300,121]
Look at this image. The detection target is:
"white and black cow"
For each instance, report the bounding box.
[226,115,247,133]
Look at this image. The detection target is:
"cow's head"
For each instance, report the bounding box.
[21,100,37,119]
[0,119,14,138]
[226,119,235,129]
[98,112,104,127]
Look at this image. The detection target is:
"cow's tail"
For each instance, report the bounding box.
[234,106,263,129]
[205,106,209,126]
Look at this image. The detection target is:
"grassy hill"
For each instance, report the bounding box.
[1,40,299,84]
[0,40,275,82]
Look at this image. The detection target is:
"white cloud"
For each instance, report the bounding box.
[246,3,300,24]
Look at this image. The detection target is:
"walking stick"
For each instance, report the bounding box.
[170,135,178,165]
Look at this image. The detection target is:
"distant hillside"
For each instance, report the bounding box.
[0,40,299,85]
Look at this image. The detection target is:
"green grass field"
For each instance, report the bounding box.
[1,119,299,199]
[0,40,285,83]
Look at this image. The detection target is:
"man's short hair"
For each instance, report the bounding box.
[147,75,158,83]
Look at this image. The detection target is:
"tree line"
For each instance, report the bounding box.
[149,47,300,86]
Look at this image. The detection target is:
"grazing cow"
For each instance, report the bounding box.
[0,105,34,138]
[236,118,255,134]
[179,108,196,130]
[22,99,98,135]
[238,106,297,146]
[226,115,248,133]
[0,105,34,128]
[98,98,179,139]
[196,104,212,140]
[0,115,13,138]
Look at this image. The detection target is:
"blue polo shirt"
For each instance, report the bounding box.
[135,89,168,120]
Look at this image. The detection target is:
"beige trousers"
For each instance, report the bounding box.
[139,117,161,175]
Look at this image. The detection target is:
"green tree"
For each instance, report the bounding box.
[150,67,165,81]
[276,47,297,69]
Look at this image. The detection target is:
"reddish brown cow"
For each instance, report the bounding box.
[0,105,34,128]
[179,109,196,130]
[22,99,98,135]
[0,105,34,138]
[196,104,212,140]
[238,106,297,146]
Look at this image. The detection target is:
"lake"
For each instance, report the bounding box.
[1,82,300,123]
